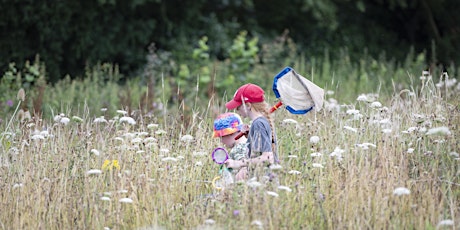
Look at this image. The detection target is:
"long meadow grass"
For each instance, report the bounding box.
[0,66,459,229]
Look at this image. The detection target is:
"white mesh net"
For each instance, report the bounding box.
[276,70,324,111]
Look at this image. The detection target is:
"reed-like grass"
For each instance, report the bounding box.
[0,68,458,229]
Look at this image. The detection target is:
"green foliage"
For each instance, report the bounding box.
[0,56,46,115]
[227,31,259,82]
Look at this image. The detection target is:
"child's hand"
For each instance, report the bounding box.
[225,159,244,169]
[241,124,250,134]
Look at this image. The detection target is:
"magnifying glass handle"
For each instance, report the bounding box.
[270,101,283,113]
[234,131,248,140]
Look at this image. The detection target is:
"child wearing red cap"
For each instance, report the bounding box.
[224,83,278,181]
[213,112,249,181]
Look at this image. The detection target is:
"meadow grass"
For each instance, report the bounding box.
[0,69,459,230]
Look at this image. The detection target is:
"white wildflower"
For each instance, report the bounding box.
[204,219,216,225]
[356,142,376,150]
[407,148,415,154]
[382,129,392,134]
[31,134,45,140]
[90,149,100,156]
[86,169,102,175]
[39,130,49,137]
[160,148,170,154]
[269,164,283,170]
[288,170,301,175]
[406,127,418,133]
[357,94,368,101]
[346,109,360,115]
[138,131,149,137]
[379,119,391,125]
[393,187,410,196]
[113,137,124,142]
[119,198,133,203]
[282,118,298,124]
[195,161,203,167]
[119,116,136,125]
[288,155,298,158]
[123,133,136,139]
[277,186,292,192]
[100,197,111,201]
[436,219,454,228]
[247,178,263,188]
[251,220,263,228]
[449,152,459,158]
[266,191,279,197]
[309,135,320,144]
[131,137,143,144]
[310,152,322,157]
[116,110,128,115]
[59,117,70,125]
[192,151,206,157]
[426,126,451,136]
[312,163,324,168]
[94,116,107,123]
[330,147,345,161]
[155,129,167,135]
[13,183,23,189]
[136,150,145,154]
[54,114,63,122]
[412,113,426,123]
[147,123,159,129]
[370,101,382,108]
[180,135,194,142]
[344,126,358,133]
[161,157,178,162]
[143,137,157,143]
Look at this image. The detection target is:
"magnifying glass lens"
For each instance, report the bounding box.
[213,148,228,164]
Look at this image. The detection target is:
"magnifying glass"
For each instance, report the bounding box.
[211,147,229,164]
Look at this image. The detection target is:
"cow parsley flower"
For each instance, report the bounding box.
[370,101,382,108]
[277,186,292,192]
[282,118,298,124]
[393,187,410,196]
[309,135,320,144]
[312,163,324,168]
[288,170,301,175]
[436,219,454,228]
[266,191,279,197]
[311,152,322,157]
[90,149,100,156]
[161,157,178,162]
[86,169,102,175]
[426,126,451,136]
[180,135,194,142]
[100,197,111,201]
[119,198,133,203]
[116,110,128,115]
[94,116,107,123]
[119,116,136,125]
[344,126,358,133]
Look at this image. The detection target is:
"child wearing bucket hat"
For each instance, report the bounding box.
[213,112,249,180]
[224,83,279,181]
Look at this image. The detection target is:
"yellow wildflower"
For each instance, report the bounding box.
[102,160,121,171]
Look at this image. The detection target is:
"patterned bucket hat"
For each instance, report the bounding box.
[213,112,243,137]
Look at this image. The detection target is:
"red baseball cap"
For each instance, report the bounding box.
[225,83,265,109]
